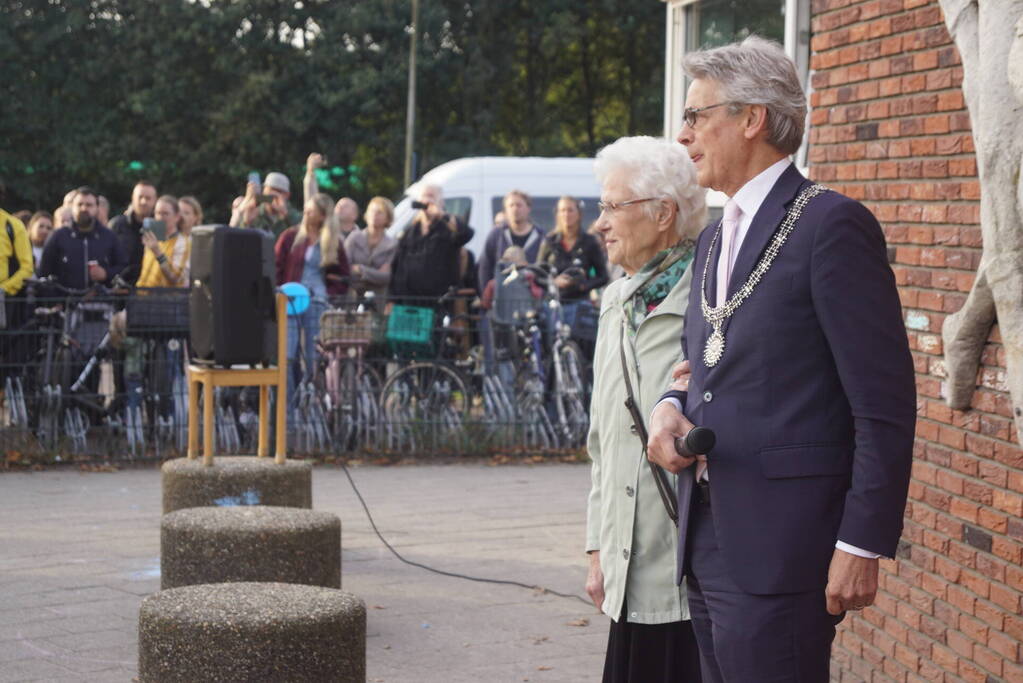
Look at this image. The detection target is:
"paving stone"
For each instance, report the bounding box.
[0,464,606,682]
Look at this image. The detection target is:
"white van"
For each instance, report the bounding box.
[388,156,726,255]
[388,156,603,257]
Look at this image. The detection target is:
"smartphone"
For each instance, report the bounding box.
[411,200,429,210]
[258,194,275,205]
[247,171,261,193]
[144,219,167,240]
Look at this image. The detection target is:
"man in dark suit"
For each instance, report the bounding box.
[646,36,916,682]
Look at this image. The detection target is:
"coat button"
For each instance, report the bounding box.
[622,548,629,560]
[625,486,634,497]
[703,390,713,403]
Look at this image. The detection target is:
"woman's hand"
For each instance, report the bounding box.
[585,551,605,612]
[554,273,574,290]
[142,229,161,255]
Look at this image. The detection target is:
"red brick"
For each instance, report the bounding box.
[988,629,1019,662]
[947,584,976,614]
[989,582,1021,611]
[973,644,1004,678]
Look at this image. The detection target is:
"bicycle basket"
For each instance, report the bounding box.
[570,303,599,343]
[126,287,190,337]
[385,305,435,357]
[319,309,375,346]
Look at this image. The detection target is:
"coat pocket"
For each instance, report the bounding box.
[758,442,852,479]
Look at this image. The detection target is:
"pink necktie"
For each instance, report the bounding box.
[715,200,743,307]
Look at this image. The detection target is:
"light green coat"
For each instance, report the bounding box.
[585,267,692,624]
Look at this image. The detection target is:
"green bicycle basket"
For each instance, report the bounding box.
[385,305,435,357]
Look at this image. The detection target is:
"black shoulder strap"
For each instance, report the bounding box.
[618,318,679,526]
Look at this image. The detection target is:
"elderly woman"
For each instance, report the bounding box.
[585,136,706,683]
[345,196,398,300]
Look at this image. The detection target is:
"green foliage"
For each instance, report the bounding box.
[0,0,664,219]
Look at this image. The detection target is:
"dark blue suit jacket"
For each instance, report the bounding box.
[668,165,916,595]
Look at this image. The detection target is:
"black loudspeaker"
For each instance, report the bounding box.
[189,225,277,366]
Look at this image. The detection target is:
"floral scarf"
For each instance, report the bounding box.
[623,240,695,334]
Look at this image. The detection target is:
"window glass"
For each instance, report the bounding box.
[490,196,601,232]
[688,0,785,50]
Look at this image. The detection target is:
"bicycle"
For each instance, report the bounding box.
[509,263,589,449]
[314,290,383,453]
[378,288,477,453]
[18,277,121,453]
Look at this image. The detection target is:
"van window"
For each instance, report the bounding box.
[491,196,601,232]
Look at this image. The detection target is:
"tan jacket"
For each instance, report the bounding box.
[585,265,692,624]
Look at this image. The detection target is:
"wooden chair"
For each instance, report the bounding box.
[187,293,287,465]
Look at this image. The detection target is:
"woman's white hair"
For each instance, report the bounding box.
[683,35,806,155]
[594,135,707,240]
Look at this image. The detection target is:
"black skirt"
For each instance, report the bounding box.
[603,611,703,683]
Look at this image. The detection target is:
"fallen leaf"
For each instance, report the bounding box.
[532,636,549,645]
[537,665,553,671]
[372,605,387,610]
[566,618,589,627]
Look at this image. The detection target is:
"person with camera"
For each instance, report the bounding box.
[108,180,157,285]
[389,184,473,306]
[231,171,302,238]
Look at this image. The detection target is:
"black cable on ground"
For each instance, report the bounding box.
[338,460,591,607]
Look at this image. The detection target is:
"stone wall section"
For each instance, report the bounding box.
[808,0,1023,680]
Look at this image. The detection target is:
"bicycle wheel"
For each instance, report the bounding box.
[548,340,589,447]
[379,362,469,452]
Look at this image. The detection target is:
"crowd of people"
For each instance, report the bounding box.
[0,151,619,411]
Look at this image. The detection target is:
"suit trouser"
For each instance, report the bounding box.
[683,490,844,683]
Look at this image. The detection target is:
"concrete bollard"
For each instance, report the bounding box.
[160,506,341,590]
[138,582,366,682]
[161,455,312,514]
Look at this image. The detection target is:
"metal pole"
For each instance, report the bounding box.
[403,0,419,188]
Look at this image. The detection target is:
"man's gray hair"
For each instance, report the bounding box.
[683,35,806,155]
[594,136,707,240]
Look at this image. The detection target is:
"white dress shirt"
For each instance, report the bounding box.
[660,158,880,560]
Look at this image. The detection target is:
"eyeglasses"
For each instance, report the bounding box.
[597,197,658,214]
[682,102,735,128]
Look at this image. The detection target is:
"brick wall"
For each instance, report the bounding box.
[807,1,1023,681]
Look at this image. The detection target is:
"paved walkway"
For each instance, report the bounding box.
[0,461,606,682]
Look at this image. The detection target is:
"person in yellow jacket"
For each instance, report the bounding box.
[1,203,34,385]
[136,195,193,288]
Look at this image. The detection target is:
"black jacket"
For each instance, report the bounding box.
[108,210,146,284]
[37,223,128,291]
[536,231,609,302]
[390,214,473,302]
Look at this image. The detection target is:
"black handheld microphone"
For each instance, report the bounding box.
[675,427,716,458]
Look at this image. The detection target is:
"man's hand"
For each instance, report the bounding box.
[669,359,691,392]
[88,263,107,283]
[647,401,696,473]
[585,551,605,611]
[306,153,325,174]
[825,548,879,615]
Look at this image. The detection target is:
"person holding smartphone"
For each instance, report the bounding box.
[231,170,302,238]
[136,195,196,288]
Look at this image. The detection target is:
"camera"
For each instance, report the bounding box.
[411,200,429,210]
